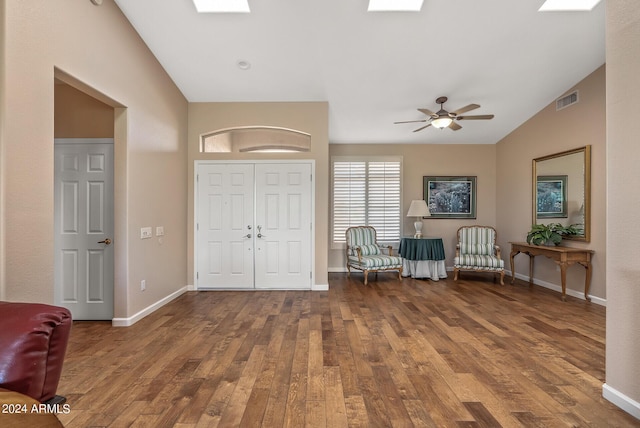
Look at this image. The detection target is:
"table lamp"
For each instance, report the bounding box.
[407,199,431,238]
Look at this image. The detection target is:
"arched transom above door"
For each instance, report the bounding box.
[200,126,311,153]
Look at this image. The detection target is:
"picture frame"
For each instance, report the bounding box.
[423,176,477,219]
[536,175,568,218]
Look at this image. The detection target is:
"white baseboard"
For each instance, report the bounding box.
[112,286,188,327]
[603,383,640,419]
[507,270,606,306]
[312,283,329,291]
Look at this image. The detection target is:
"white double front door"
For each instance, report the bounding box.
[196,162,313,289]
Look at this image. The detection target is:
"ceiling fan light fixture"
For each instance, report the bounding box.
[431,117,453,129]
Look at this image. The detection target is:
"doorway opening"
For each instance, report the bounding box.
[53,68,126,321]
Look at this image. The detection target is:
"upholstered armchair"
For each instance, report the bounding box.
[453,225,505,285]
[0,302,72,405]
[345,226,403,285]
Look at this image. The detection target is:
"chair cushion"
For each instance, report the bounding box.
[348,255,403,269]
[459,227,496,255]
[346,227,377,254]
[454,254,504,270]
[353,244,381,256]
[459,243,494,256]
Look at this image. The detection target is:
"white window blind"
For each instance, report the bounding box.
[332,157,402,245]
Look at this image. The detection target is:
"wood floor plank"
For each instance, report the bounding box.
[51,274,640,427]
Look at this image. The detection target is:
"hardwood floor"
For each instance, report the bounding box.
[57,273,639,427]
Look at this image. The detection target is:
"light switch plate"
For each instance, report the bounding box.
[156,226,165,236]
[141,227,152,239]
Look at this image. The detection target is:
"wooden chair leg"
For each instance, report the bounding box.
[364,270,369,285]
[499,271,505,285]
[453,268,459,281]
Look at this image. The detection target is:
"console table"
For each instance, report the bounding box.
[399,237,447,281]
[509,242,594,301]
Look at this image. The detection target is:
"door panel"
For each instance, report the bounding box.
[54,141,114,320]
[255,163,312,289]
[197,163,254,288]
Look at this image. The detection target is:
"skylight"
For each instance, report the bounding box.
[368,0,424,12]
[192,0,250,13]
[538,0,602,12]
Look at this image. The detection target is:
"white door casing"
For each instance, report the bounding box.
[195,161,313,290]
[54,139,114,320]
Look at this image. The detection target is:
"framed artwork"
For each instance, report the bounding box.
[536,175,568,218]
[423,176,477,219]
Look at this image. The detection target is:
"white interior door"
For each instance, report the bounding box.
[254,163,312,289]
[54,139,114,320]
[195,161,313,290]
[196,163,254,289]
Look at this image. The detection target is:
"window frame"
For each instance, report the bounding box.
[331,156,403,249]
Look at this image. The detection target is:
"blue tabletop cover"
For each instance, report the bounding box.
[399,237,446,261]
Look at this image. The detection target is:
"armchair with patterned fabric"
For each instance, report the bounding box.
[345,226,403,285]
[453,225,505,285]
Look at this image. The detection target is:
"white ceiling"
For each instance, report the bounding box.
[113,0,605,145]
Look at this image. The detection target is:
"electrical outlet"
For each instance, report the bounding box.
[141,227,152,239]
[141,280,146,291]
[156,226,164,236]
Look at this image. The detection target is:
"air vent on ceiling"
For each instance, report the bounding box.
[556,91,579,111]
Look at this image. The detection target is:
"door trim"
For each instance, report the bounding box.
[194,160,316,290]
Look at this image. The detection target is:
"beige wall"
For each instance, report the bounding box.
[328,144,497,270]
[605,0,640,415]
[496,65,606,300]
[0,0,188,320]
[187,102,329,288]
[55,83,114,138]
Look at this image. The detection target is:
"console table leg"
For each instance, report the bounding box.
[584,262,592,302]
[510,251,517,284]
[528,255,534,285]
[559,263,568,301]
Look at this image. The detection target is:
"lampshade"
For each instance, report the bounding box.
[407,200,430,238]
[431,116,453,129]
[407,199,431,217]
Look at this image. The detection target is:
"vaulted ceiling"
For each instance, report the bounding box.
[114,0,605,144]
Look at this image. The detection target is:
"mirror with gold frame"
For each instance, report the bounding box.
[532,145,591,242]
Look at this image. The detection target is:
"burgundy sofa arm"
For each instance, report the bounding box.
[0,302,72,403]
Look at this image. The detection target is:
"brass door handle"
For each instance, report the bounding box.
[98,238,112,245]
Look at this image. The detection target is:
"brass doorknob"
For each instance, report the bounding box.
[98,238,112,245]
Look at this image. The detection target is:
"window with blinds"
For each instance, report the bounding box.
[331,157,402,246]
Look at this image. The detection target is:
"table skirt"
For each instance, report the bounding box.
[402,259,448,281]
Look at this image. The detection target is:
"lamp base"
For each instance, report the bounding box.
[413,220,424,239]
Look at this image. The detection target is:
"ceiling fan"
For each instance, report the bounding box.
[394,96,494,132]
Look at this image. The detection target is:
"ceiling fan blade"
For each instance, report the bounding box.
[413,123,432,132]
[449,121,462,131]
[394,119,427,124]
[418,108,437,117]
[457,114,494,120]
[450,104,480,115]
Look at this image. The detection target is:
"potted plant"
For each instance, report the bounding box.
[526,223,580,246]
